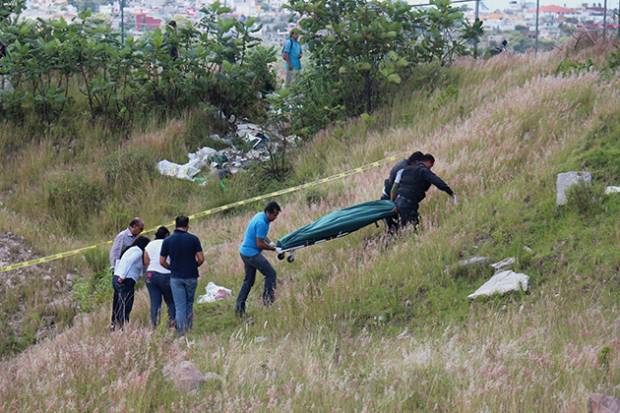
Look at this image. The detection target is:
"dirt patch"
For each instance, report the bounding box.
[0,232,75,357]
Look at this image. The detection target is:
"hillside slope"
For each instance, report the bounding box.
[1,46,619,412]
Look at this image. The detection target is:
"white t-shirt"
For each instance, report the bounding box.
[145,239,171,274]
[113,246,145,282]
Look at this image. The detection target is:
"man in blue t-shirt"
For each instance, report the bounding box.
[235,201,282,316]
[282,29,302,88]
[160,215,204,334]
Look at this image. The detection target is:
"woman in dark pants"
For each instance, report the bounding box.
[111,236,150,330]
[144,227,176,328]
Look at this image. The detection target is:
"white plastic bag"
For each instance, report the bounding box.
[198,282,232,304]
[468,270,529,299]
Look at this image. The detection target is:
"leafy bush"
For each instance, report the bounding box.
[555,58,593,76]
[72,269,112,312]
[183,107,229,151]
[45,171,105,230]
[0,4,277,134]
[280,0,481,135]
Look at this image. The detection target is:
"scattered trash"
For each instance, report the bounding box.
[491,257,515,271]
[604,186,620,195]
[458,256,490,267]
[157,146,217,181]
[556,171,592,206]
[255,336,267,343]
[157,122,301,184]
[468,270,529,299]
[523,246,534,253]
[197,282,232,304]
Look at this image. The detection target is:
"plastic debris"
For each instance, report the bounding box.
[604,186,620,195]
[157,122,301,184]
[468,270,529,299]
[490,257,515,271]
[197,282,232,304]
[458,256,490,267]
[556,171,592,206]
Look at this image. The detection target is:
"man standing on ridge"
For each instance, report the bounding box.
[160,215,204,335]
[282,28,302,88]
[235,201,281,317]
[390,153,457,228]
[381,151,424,232]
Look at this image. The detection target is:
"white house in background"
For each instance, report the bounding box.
[230,0,258,16]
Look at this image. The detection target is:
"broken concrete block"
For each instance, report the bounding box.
[468,270,529,299]
[556,171,592,206]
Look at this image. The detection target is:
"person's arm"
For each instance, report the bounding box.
[282,40,292,70]
[143,250,150,268]
[159,240,170,270]
[195,251,205,267]
[256,219,276,251]
[109,233,122,269]
[256,238,276,251]
[194,237,205,268]
[422,168,454,197]
[390,169,405,201]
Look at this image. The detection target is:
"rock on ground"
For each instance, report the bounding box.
[468,270,529,299]
[556,171,591,206]
[163,360,222,393]
[588,394,620,413]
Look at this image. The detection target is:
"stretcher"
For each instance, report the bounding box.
[275,200,397,262]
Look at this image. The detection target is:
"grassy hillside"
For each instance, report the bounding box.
[0,44,619,411]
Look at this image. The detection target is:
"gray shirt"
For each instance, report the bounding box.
[109,228,136,269]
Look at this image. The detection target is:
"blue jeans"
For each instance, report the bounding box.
[146,272,176,327]
[236,253,277,314]
[170,277,198,335]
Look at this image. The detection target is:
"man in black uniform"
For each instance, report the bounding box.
[381,151,424,232]
[390,153,457,228]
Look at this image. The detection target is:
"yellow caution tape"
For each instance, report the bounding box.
[0,155,398,273]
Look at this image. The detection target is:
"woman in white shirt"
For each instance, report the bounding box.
[144,226,176,328]
[111,236,150,330]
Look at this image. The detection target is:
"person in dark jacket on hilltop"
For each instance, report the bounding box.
[381,151,424,232]
[390,153,457,228]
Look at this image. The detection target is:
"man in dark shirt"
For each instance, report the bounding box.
[160,215,204,335]
[390,153,457,228]
[381,151,423,232]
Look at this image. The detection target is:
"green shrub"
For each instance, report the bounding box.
[72,270,112,312]
[45,171,105,231]
[101,146,157,187]
[555,58,593,76]
[305,187,328,207]
[566,182,603,216]
[183,108,228,151]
